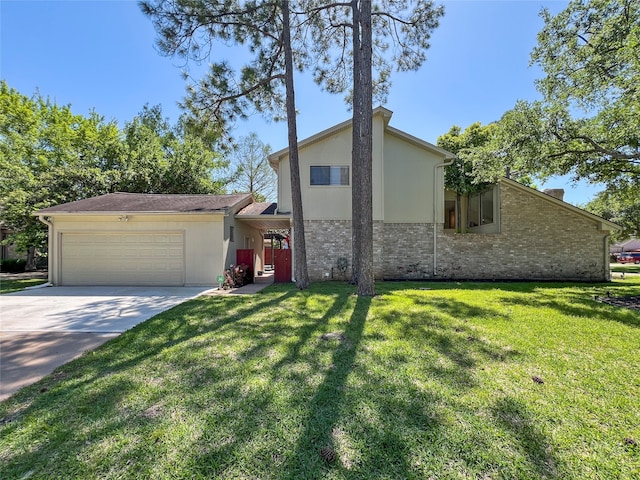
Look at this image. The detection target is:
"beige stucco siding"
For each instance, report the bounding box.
[48,214,224,286]
[224,215,265,274]
[275,112,387,221]
[383,132,444,223]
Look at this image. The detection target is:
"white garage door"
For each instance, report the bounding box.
[60,232,185,286]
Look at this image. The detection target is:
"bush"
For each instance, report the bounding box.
[0,258,26,273]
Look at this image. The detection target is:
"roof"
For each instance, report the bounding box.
[34,192,253,215]
[500,178,621,231]
[235,202,290,230]
[236,202,278,216]
[268,106,455,169]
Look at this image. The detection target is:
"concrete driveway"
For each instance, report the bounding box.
[0,285,214,401]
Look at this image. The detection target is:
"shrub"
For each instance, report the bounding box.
[0,258,26,273]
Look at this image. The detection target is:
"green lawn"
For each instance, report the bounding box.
[611,263,640,274]
[0,278,47,294]
[1,279,639,479]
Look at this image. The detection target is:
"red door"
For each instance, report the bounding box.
[273,249,292,283]
[236,249,254,277]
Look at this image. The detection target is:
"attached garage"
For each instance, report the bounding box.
[34,192,264,287]
[60,232,185,286]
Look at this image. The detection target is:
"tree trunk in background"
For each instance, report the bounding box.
[25,246,37,271]
[282,0,309,289]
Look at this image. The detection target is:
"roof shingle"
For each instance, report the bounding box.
[35,192,252,214]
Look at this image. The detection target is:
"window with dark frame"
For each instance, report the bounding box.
[468,188,494,227]
[310,165,349,186]
[229,226,235,242]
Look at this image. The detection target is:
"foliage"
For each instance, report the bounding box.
[584,186,640,241]
[119,104,230,194]
[0,81,123,267]
[470,0,640,191]
[222,263,252,289]
[226,133,275,202]
[301,0,444,104]
[0,258,26,273]
[1,280,639,478]
[437,122,494,194]
[0,83,230,266]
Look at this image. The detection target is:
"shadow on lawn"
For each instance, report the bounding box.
[498,289,640,328]
[278,295,372,479]
[1,282,574,478]
[492,396,561,478]
[0,288,299,477]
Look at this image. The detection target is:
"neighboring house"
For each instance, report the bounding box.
[33,193,288,286]
[34,106,619,286]
[269,106,619,282]
[611,238,640,255]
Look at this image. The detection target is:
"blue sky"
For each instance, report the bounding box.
[1,0,602,205]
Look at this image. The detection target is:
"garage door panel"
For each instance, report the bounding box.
[61,232,185,286]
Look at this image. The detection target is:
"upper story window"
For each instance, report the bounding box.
[310,166,349,186]
[468,188,494,227]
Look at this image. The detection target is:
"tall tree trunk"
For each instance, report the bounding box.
[350,0,361,285]
[352,0,375,296]
[282,0,309,289]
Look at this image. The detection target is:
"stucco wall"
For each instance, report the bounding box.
[275,112,387,221]
[383,133,444,224]
[225,217,265,276]
[48,214,225,286]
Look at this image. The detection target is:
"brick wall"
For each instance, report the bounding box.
[435,182,609,281]
[303,220,385,280]
[302,182,610,282]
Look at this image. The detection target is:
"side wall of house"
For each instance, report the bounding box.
[435,182,610,281]
[298,183,610,282]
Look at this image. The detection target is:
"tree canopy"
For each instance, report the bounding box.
[226,133,275,202]
[0,82,229,268]
[469,0,639,194]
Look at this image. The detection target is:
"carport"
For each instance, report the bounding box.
[235,202,292,283]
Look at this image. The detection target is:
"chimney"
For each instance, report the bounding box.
[543,188,565,201]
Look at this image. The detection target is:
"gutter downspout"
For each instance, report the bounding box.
[604,232,611,282]
[37,215,53,285]
[433,157,456,276]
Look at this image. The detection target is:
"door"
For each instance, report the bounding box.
[273,249,292,283]
[60,232,185,285]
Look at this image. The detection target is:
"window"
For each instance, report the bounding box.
[444,199,456,229]
[310,166,349,186]
[468,188,494,227]
[229,226,235,242]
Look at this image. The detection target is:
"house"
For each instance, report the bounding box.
[611,238,640,255]
[33,193,288,286]
[35,107,618,286]
[268,106,619,282]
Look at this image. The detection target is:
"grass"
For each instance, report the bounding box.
[0,278,47,294]
[611,263,640,274]
[1,279,639,479]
